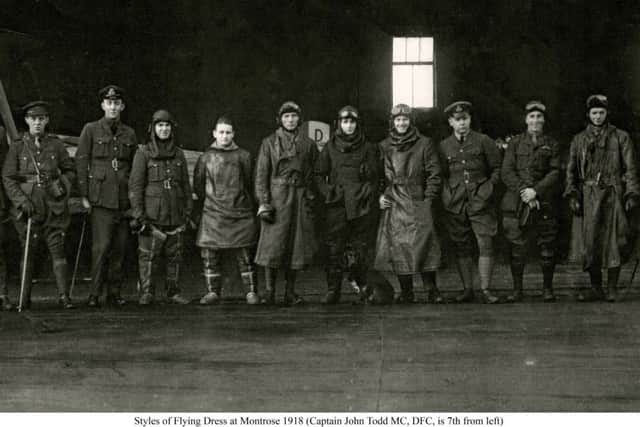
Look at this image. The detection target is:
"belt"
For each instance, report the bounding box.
[92,158,129,171]
[449,170,487,184]
[272,177,305,187]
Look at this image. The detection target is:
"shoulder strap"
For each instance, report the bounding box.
[22,139,41,177]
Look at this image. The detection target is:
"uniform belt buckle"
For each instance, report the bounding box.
[111,158,119,171]
[463,171,470,180]
[163,179,172,190]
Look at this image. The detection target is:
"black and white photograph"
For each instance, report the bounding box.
[1,0,640,421]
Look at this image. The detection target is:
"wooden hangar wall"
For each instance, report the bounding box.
[2,0,640,150]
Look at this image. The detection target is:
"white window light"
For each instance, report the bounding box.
[392,37,435,108]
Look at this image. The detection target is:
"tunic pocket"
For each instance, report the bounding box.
[94,139,110,158]
[88,166,107,204]
[118,138,136,159]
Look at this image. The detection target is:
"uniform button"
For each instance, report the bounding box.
[37,162,41,166]
[462,160,466,164]
[459,149,463,153]
[114,147,118,151]
[465,180,469,184]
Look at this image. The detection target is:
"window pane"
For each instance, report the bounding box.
[406,37,419,62]
[393,37,406,62]
[393,65,413,106]
[413,65,434,108]
[419,37,434,62]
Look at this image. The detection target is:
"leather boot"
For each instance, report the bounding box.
[507,246,525,303]
[283,269,303,306]
[578,267,605,302]
[241,271,260,305]
[394,274,415,304]
[423,271,443,304]
[455,255,475,303]
[323,270,342,304]
[541,257,556,302]
[606,267,620,302]
[261,268,277,305]
[53,260,74,309]
[479,256,499,304]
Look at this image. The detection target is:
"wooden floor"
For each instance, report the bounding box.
[1,264,640,412]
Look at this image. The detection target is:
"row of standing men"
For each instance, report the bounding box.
[0,87,636,311]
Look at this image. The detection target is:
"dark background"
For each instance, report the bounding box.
[2,0,640,280]
[2,0,640,148]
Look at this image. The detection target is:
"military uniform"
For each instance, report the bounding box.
[194,136,259,305]
[2,102,75,309]
[501,126,561,301]
[254,101,318,305]
[314,106,379,304]
[439,101,501,303]
[128,110,192,305]
[76,86,137,306]
[565,95,640,301]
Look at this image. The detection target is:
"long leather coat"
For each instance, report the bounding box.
[373,128,442,273]
[565,124,640,269]
[254,128,318,269]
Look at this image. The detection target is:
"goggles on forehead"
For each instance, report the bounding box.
[339,110,359,119]
[525,101,546,113]
[391,104,412,116]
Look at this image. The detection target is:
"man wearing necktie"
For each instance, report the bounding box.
[2,101,76,309]
[76,85,138,307]
[438,101,502,304]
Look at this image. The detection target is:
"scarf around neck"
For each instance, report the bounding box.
[333,126,365,152]
[389,125,420,149]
